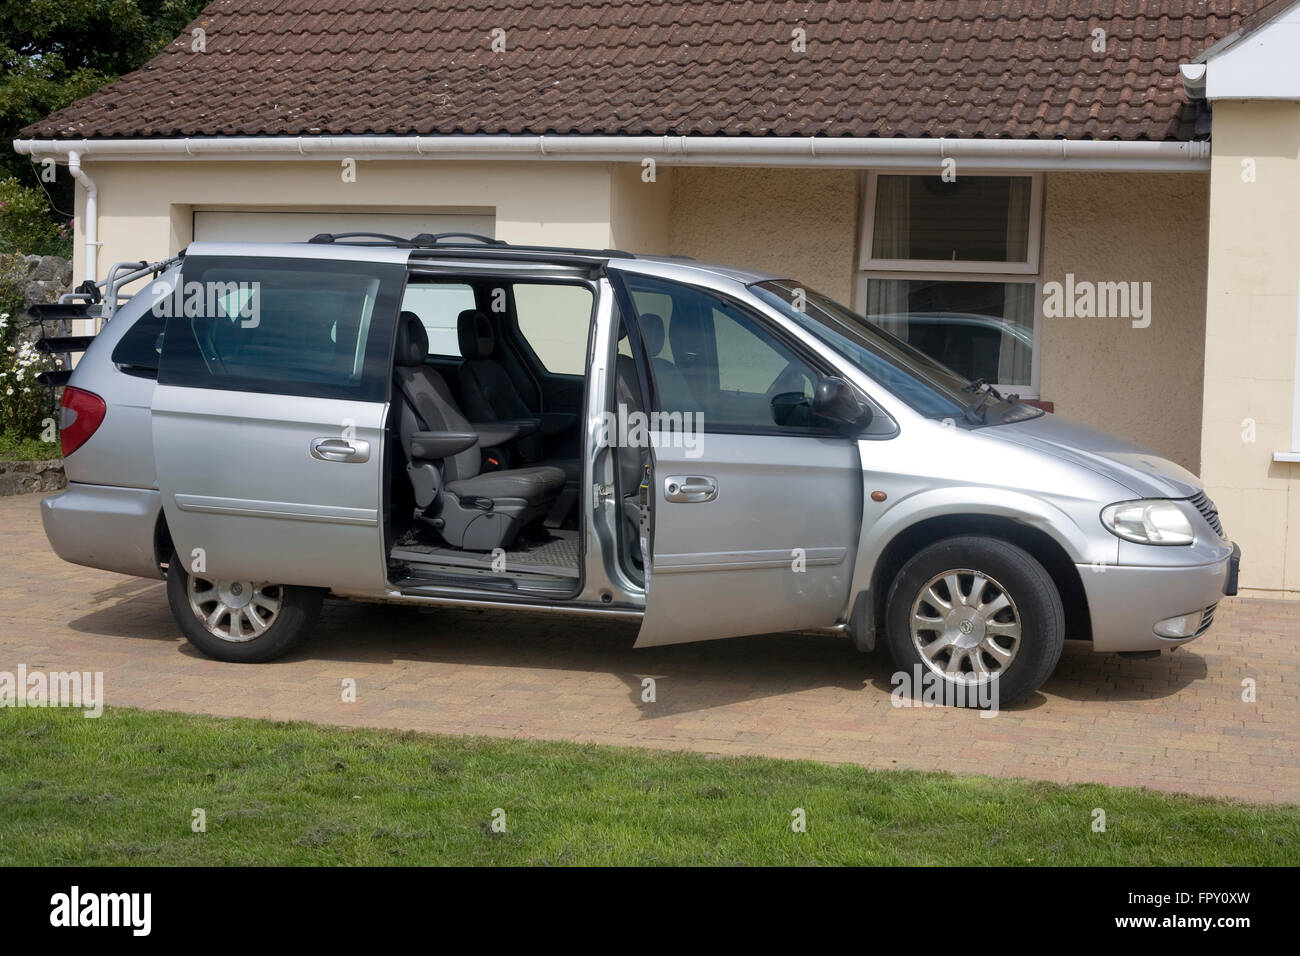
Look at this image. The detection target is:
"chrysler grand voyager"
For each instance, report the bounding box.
[39,234,1240,705]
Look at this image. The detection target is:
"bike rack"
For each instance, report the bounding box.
[26,255,180,388]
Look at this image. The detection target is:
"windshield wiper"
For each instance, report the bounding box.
[961,378,1006,425]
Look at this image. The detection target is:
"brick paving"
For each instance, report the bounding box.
[3,492,1297,804]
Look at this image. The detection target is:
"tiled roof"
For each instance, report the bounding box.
[19,1,1270,142]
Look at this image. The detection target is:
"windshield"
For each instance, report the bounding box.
[751,280,1037,424]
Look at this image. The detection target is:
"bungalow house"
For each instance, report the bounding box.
[13,0,1300,598]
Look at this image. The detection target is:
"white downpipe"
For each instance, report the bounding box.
[66,150,98,284]
[15,135,1212,172]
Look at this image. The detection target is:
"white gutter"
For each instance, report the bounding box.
[65,150,98,283]
[14,135,1211,172]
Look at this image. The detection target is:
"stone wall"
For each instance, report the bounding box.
[2,255,71,492]
[6,254,74,344]
[14,254,73,307]
[0,458,65,496]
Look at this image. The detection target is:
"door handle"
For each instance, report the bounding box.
[310,437,370,463]
[664,475,717,503]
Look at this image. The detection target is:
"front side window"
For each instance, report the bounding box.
[159,256,403,401]
[620,274,831,433]
[860,172,1041,393]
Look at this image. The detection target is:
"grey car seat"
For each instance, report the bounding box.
[665,307,712,413]
[636,313,692,413]
[455,309,580,481]
[393,312,564,551]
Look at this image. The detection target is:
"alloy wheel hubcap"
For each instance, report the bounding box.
[909,569,1021,683]
[187,575,283,643]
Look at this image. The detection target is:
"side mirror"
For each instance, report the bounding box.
[812,376,873,430]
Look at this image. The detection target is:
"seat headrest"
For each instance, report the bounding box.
[457,309,495,359]
[395,311,429,366]
[668,310,707,367]
[639,313,666,357]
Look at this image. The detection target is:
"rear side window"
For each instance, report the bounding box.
[111,311,166,377]
[400,282,477,358]
[158,256,404,401]
[513,283,593,375]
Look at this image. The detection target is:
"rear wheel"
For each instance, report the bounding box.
[166,556,322,662]
[884,536,1064,707]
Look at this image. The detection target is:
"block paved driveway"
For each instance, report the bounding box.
[4,493,1298,804]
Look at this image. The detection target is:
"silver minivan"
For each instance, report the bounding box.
[40,235,1240,705]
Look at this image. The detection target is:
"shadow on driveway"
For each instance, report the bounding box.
[66,581,1205,717]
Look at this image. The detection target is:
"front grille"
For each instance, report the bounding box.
[1189,491,1225,539]
[1196,603,1218,636]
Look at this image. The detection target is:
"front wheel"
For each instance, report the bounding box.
[166,555,323,662]
[884,536,1064,707]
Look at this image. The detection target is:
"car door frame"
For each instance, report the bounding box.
[607,265,870,647]
[152,246,409,597]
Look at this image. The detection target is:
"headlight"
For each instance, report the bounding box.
[1100,499,1194,546]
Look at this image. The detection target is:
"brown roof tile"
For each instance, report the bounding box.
[19,0,1274,142]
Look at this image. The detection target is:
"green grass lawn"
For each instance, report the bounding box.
[1,707,1295,865]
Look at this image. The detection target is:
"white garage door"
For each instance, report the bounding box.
[193,210,495,244]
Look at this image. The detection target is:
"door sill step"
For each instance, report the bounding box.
[391,569,577,599]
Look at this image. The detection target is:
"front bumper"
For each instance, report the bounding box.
[1077,543,1239,653]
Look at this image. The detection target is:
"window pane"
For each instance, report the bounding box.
[112,311,166,375]
[400,283,477,358]
[160,260,396,400]
[624,275,826,431]
[871,175,1032,264]
[865,278,1035,387]
[713,306,806,396]
[514,283,592,375]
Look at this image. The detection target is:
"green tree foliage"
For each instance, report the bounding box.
[0,0,207,253]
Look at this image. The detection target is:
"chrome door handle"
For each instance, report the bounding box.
[310,437,370,463]
[664,475,717,503]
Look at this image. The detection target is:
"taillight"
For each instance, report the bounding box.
[60,386,107,457]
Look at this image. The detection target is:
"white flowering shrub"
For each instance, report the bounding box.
[0,258,59,444]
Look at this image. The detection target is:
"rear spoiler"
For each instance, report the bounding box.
[28,256,181,387]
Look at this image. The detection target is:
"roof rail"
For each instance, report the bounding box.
[307,231,420,246]
[412,232,507,246]
[306,231,635,259]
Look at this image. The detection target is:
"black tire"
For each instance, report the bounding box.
[166,555,323,663]
[884,535,1064,707]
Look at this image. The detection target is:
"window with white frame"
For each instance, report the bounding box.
[1276,276,1300,463]
[857,172,1043,395]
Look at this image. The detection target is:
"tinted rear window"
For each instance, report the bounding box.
[111,311,166,376]
[158,256,404,401]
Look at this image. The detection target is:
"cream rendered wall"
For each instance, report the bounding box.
[667,167,859,302]
[609,163,673,254]
[1039,171,1210,472]
[1200,101,1300,598]
[72,159,621,284]
[667,167,1209,471]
